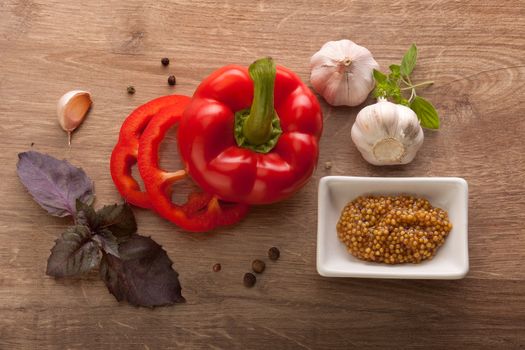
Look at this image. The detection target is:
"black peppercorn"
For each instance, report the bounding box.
[213,263,221,272]
[243,272,256,287]
[168,75,176,86]
[252,259,266,274]
[268,247,280,261]
[161,57,170,66]
[127,86,136,94]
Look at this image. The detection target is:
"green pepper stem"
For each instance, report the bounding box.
[242,57,276,145]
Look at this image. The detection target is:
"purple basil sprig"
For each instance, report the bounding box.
[17,151,185,307]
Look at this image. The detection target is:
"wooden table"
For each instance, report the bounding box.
[1,0,524,348]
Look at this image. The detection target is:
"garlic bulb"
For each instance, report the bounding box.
[351,99,424,165]
[310,39,379,106]
[57,90,92,145]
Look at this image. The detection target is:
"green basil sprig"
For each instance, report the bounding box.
[373,44,440,129]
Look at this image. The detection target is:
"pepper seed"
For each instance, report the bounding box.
[252,259,266,274]
[268,247,280,261]
[243,273,256,288]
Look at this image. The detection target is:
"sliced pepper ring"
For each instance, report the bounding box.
[110,95,189,208]
[137,100,250,232]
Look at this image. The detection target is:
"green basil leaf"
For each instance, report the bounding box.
[389,64,400,75]
[392,94,409,106]
[399,98,410,106]
[373,81,390,98]
[373,69,387,83]
[372,86,384,98]
[388,65,401,83]
[410,96,440,129]
[401,44,418,76]
[388,84,402,100]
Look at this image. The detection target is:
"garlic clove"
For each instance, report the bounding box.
[57,90,92,145]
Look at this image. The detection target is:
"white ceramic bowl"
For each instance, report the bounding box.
[317,176,469,279]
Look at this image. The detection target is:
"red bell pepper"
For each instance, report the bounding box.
[110,95,189,208]
[137,100,249,232]
[178,57,323,204]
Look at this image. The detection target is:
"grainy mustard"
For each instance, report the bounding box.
[336,195,452,264]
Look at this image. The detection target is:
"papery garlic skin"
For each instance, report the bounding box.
[310,39,379,106]
[351,99,424,165]
[57,90,92,145]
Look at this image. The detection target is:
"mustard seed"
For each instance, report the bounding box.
[336,195,452,264]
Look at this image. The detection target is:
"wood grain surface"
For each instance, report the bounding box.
[1,0,524,349]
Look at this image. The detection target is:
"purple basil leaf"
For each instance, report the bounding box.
[95,203,137,239]
[17,151,94,217]
[76,199,97,227]
[46,225,100,278]
[77,200,134,242]
[99,234,185,307]
[93,229,120,258]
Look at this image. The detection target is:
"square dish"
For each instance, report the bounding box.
[317,176,469,279]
